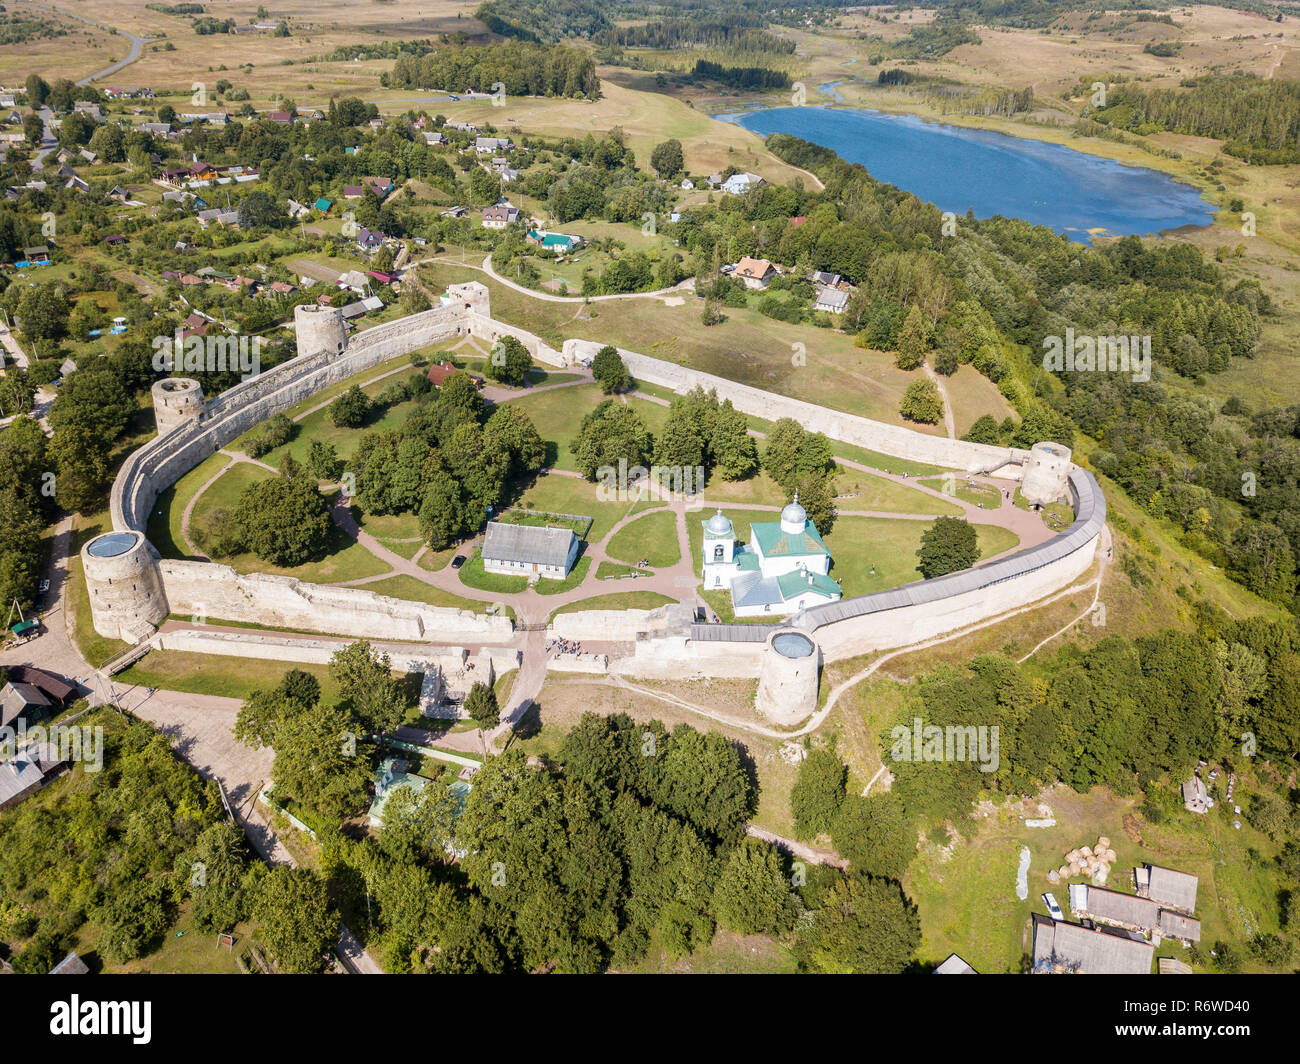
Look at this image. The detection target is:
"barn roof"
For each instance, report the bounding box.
[482,521,576,568]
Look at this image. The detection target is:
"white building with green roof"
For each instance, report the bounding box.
[701,496,842,617]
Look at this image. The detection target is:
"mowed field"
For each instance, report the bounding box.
[419,259,1014,435]
[0,3,119,82]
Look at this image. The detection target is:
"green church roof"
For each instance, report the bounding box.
[750,520,829,559]
[775,568,840,601]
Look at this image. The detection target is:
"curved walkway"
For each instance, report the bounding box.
[414,252,696,305]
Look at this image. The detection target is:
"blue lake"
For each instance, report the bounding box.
[719,106,1217,242]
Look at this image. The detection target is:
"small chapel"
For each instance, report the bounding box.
[701,494,842,617]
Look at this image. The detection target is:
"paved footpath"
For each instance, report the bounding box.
[1,517,384,973]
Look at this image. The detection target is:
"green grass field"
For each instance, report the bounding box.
[688,508,1019,599]
[513,473,640,543]
[356,574,496,615]
[605,509,681,568]
[457,550,529,594]
[119,652,340,703]
[549,591,678,620]
[500,383,606,472]
[186,467,392,584]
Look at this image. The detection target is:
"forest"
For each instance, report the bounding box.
[600,14,795,54]
[385,41,600,100]
[1088,76,1300,165]
[713,132,1285,609]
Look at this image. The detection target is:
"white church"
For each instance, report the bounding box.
[701,495,842,617]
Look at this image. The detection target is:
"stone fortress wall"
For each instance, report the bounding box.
[88,281,1104,680]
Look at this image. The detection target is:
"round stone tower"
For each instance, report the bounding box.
[294,303,347,359]
[151,377,204,436]
[755,628,821,726]
[80,530,168,643]
[1020,441,1072,507]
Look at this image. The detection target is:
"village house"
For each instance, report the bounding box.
[475,135,512,154]
[1031,914,1154,974]
[0,745,69,810]
[481,203,520,229]
[814,286,849,314]
[356,227,387,252]
[1068,875,1201,945]
[733,256,776,290]
[482,521,579,581]
[425,360,459,388]
[721,171,764,195]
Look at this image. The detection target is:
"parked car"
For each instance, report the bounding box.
[1042,892,1064,921]
[451,555,465,569]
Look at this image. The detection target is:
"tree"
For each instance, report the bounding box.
[419,471,474,549]
[895,304,929,369]
[329,641,404,734]
[271,702,372,820]
[279,668,320,708]
[712,838,798,934]
[188,822,261,934]
[710,401,758,481]
[233,460,333,567]
[791,746,847,839]
[650,138,684,178]
[832,794,915,878]
[253,867,338,974]
[464,681,500,728]
[93,877,170,962]
[469,167,501,205]
[25,73,49,107]
[48,422,112,513]
[484,404,545,478]
[330,384,372,428]
[916,516,979,579]
[237,189,285,230]
[762,418,834,491]
[591,345,630,394]
[899,378,943,425]
[17,284,70,342]
[308,440,343,481]
[790,475,837,535]
[437,371,484,418]
[801,874,920,974]
[571,400,653,482]
[234,687,296,749]
[484,335,532,386]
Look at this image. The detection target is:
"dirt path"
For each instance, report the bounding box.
[414,253,695,305]
[746,826,845,868]
[923,363,957,440]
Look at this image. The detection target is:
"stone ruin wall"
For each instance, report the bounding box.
[100,291,1101,665]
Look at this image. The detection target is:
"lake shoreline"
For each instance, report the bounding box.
[713,102,1217,242]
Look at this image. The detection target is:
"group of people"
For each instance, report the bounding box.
[546,638,584,657]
